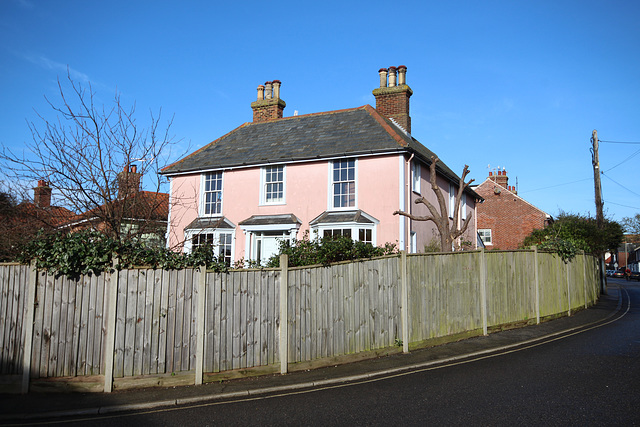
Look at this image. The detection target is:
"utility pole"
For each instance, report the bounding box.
[592,130,604,227]
[591,129,607,293]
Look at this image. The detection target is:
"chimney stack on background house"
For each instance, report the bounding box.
[117,164,142,199]
[373,65,413,133]
[33,180,52,208]
[251,80,286,123]
[488,169,516,194]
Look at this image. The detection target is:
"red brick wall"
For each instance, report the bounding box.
[476,179,548,250]
[373,86,412,133]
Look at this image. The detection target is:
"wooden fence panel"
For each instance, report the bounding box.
[0,251,602,385]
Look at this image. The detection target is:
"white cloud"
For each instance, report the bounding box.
[24,54,91,84]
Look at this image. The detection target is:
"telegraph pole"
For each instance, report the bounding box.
[592,130,604,227]
[591,129,606,293]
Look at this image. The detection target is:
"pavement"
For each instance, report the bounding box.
[0,284,624,423]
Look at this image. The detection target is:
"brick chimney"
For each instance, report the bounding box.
[251,80,286,123]
[373,65,413,133]
[33,180,52,208]
[117,165,142,199]
[489,169,512,192]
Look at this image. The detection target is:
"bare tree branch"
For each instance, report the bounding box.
[394,156,475,252]
[0,70,179,245]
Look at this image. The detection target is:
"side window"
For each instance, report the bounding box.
[478,229,492,245]
[448,183,455,218]
[411,162,421,193]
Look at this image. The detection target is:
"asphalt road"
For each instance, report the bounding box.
[13,279,640,426]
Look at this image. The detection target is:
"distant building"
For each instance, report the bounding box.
[474,169,551,250]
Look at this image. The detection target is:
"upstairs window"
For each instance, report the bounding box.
[332,159,356,208]
[449,183,455,218]
[203,172,223,215]
[262,166,285,204]
[411,161,421,193]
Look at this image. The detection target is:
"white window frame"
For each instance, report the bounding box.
[312,223,376,246]
[461,192,467,221]
[260,165,286,205]
[184,228,235,265]
[329,159,357,210]
[411,161,421,194]
[410,231,417,253]
[449,183,455,219]
[478,229,492,245]
[200,172,223,217]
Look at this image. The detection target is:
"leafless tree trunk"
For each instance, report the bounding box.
[0,71,178,244]
[394,156,474,252]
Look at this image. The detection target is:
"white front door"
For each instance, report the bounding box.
[254,232,287,264]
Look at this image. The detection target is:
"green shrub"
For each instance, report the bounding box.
[266,233,397,268]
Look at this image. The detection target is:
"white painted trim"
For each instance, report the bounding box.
[259,165,287,206]
[399,155,406,251]
[328,158,358,211]
[165,178,173,249]
[199,172,224,217]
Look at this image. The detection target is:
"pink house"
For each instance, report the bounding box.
[161,66,481,265]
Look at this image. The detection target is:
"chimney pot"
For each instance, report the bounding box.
[264,81,273,99]
[131,165,137,173]
[378,68,388,87]
[272,80,281,99]
[397,65,407,85]
[257,85,265,101]
[388,66,397,87]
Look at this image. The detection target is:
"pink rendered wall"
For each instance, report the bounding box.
[166,154,403,261]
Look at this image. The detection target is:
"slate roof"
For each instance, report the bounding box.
[309,210,377,225]
[162,104,481,199]
[238,214,301,227]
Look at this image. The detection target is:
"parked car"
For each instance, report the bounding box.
[627,271,640,281]
[606,270,613,277]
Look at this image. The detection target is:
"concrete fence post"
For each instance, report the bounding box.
[566,260,572,316]
[400,251,409,353]
[479,249,488,336]
[532,246,540,324]
[21,260,38,393]
[279,254,289,374]
[195,267,207,385]
[103,257,119,392]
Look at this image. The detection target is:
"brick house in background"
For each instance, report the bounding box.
[474,169,551,250]
[0,180,74,260]
[61,165,169,247]
[161,66,482,265]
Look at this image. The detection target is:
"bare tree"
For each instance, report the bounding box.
[394,156,474,252]
[1,71,177,244]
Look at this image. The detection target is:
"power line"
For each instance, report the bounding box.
[600,140,640,144]
[518,177,592,194]
[601,172,640,199]
[603,200,640,210]
[603,146,640,172]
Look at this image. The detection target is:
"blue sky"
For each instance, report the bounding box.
[1,0,639,223]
